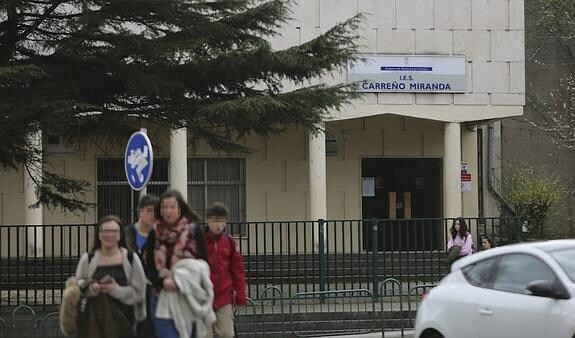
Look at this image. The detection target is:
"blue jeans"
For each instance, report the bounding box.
[150,293,196,338]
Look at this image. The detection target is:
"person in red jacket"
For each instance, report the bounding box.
[203,202,247,338]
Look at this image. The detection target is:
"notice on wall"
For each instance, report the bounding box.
[461,162,472,192]
[415,177,425,190]
[362,177,375,197]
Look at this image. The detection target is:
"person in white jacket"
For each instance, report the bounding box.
[155,258,216,338]
[149,190,209,338]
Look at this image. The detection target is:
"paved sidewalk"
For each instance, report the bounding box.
[326,330,415,338]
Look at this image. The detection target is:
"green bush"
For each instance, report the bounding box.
[501,163,570,239]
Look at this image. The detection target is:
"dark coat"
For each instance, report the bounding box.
[123,223,158,338]
[77,295,135,338]
[124,224,162,288]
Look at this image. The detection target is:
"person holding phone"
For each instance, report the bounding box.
[74,215,147,338]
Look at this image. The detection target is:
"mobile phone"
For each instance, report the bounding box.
[100,275,113,284]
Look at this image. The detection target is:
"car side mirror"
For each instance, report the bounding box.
[526,280,569,299]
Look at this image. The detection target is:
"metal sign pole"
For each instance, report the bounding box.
[140,128,148,197]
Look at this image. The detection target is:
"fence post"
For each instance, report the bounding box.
[372,220,379,298]
[318,219,326,298]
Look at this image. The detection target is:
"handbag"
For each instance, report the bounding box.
[59,276,82,336]
[446,245,462,264]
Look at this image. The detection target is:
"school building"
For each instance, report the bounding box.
[0,0,525,254]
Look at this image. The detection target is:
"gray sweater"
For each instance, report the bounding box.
[75,247,147,321]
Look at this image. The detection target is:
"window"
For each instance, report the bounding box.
[325,137,338,156]
[97,158,245,224]
[547,247,575,283]
[492,254,557,294]
[97,158,169,224]
[187,158,245,223]
[462,257,499,288]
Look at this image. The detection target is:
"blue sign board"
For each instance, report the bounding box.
[125,131,153,191]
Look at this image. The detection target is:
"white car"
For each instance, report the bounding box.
[414,239,575,338]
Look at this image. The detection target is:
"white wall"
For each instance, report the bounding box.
[278,0,525,122]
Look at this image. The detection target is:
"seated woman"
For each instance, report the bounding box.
[480,234,496,250]
[75,215,147,338]
[447,217,474,267]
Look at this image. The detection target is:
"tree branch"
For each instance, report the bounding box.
[17,0,66,42]
[0,0,19,64]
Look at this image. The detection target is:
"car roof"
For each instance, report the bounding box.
[451,239,575,271]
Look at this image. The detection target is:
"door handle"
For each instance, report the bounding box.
[479,308,493,316]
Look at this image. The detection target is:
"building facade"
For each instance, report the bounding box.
[0,0,525,240]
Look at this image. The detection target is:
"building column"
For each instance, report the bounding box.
[444,122,462,218]
[170,128,188,200]
[24,130,43,257]
[461,126,479,217]
[308,128,327,221]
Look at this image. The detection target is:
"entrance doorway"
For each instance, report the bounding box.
[362,158,442,251]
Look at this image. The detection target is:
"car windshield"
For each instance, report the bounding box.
[547,247,575,283]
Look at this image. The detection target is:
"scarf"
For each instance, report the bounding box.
[154,217,200,279]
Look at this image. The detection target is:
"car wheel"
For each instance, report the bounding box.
[421,329,444,338]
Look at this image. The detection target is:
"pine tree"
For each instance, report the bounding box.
[0,0,361,211]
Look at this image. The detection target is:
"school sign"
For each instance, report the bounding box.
[348,55,466,93]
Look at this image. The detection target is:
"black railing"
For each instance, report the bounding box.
[0,218,524,308]
[0,284,433,338]
[0,224,95,309]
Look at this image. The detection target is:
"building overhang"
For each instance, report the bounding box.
[328,104,523,123]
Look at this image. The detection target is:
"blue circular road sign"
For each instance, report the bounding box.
[125,131,153,191]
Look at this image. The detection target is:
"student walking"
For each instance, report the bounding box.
[149,190,214,338]
[75,215,147,338]
[124,195,159,338]
[203,202,247,338]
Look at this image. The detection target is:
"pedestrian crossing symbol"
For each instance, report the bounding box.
[124,131,153,191]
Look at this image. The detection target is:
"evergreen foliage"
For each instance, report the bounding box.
[0,0,362,211]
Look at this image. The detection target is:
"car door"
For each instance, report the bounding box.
[475,253,558,338]
[457,257,500,338]
[541,247,575,337]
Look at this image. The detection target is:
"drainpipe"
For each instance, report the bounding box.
[486,122,515,215]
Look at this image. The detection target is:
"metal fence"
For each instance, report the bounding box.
[232,217,522,301]
[0,217,523,308]
[0,283,430,338]
[0,305,60,338]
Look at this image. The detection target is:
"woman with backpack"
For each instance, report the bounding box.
[74,215,147,338]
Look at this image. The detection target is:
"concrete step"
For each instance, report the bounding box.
[235,310,416,338]
[0,307,415,338]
